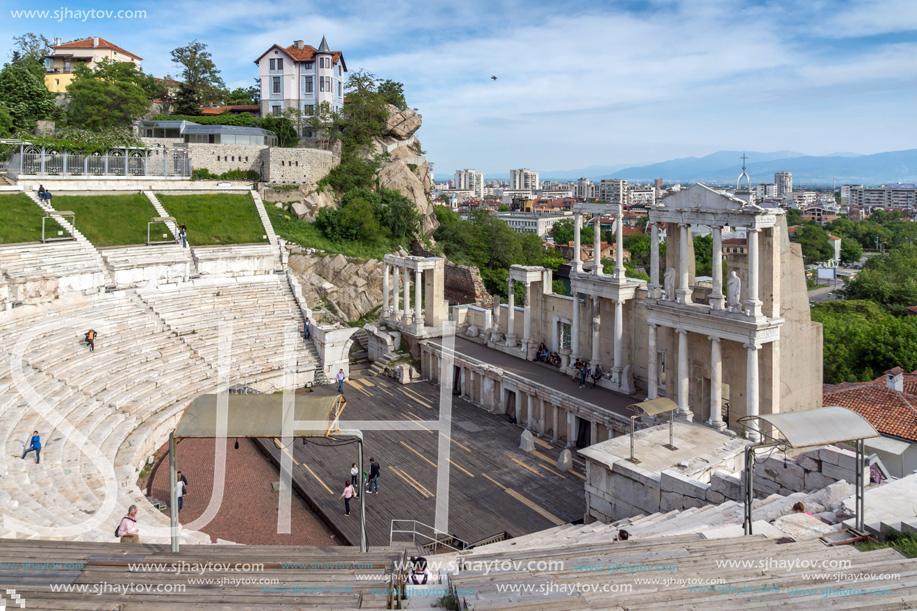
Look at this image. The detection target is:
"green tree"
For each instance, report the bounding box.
[0,58,55,130]
[843,245,917,315]
[170,40,226,114]
[785,208,802,225]
[840,238,863,265]
[12,33,52,62]
[377,79,407,110]
[693,234,713,277]
[0,103,13,137]
[225,85,259,105]
[795,223,835,262]
[304,101,341,151]
[65,60,151,130]
[259,115,299,148]
[551,218,574,245]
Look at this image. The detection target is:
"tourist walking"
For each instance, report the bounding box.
[85,329,96,352]
[367,457,381,494]
[350,463,359,496]
[21,430,41,464]
[579,363,590,388]
[179,227,187,248]
[303,317,311,340]
[37,185,45,198]
[336,369,345,393]
[340,480,355,516]
[117,505,140,543]
[176,473,186,511]
[178,471,189,507]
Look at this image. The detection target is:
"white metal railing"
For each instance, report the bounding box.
[390,519,468,553]
[2,145,191,179]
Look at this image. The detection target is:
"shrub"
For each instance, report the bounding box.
[191,168,259,181]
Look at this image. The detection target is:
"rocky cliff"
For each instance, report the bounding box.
[369,105,438,236]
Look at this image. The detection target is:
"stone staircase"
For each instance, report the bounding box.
[100,244,194,287]
[352,327,369,351]
[25,190,114,285]
[368,351,400,376]
[250,189,283,269]
[0,241,107,296]
[142,191,178,239]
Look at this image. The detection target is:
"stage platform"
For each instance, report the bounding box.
[256,374,587,550]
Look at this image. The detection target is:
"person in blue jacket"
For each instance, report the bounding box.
[21,431,41,464]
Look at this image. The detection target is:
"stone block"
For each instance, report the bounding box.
[519,430,535,452]
[822,462,868,483]
[796,450,821,473]
[833,448,859,473]
[557,449,573,472]
[661,469,711,499]
[611,460,662,488]
[660,491,684,512]
[710,471,743,501]
[819,447,842,465]
[754,476,781,496]
[806,480,852,510]
[804,470,836,492]
[773,462,806,492]
[706,489,726,504]
[683,495,707,509]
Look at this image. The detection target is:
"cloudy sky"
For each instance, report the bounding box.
[4,0,916,177]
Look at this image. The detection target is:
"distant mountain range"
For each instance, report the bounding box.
[537,149,917,186]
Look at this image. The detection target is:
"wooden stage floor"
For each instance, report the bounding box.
[256,374,587,549]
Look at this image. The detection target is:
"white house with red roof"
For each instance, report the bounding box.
[254,37,346,131]
[43,36,142,93]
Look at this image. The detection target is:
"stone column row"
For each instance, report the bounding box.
[381,263,426,327]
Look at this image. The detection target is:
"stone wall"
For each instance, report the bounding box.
[264,147,335,185]
[187,144,266,175]
[443,262,493,309]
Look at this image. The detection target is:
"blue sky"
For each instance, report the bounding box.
[3,0,916,177]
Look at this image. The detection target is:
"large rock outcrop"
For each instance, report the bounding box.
[367,105,438,236]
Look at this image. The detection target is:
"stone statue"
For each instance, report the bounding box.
[664,267,676,301]
[727,271,742,311]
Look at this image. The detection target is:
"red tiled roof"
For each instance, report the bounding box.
[823,377,917,442]
[51,37,141,60]
[907,306,917,314]
[722,238,746,245]
[254,44,344,69]
[199,105,260,115]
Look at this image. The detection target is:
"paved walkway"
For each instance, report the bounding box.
[431,336,640,418]
[149,438,339,546]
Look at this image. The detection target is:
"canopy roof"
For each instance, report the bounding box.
[628,397,679,417]
[740,406,879,448]
[175,393,346,438]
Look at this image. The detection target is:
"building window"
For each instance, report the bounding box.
[272,77,281,94]
[304,76,313,93]
[320,78,325,93]
[245,156,249,162]
[337,81,342,97]
[303,61,313,70]
[270,58,283,70]
[272,105,281,117]
[304,104,314,115]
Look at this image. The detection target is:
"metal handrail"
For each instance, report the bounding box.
[390,519,469,553]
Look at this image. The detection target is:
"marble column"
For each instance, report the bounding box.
[708,336,726,431]
[392,267,401,318]
[591,295,601,366]
[745,228,761,318]
[593,215,603,275]
[676,328,693,420]
[650,222,660,298]
[590,420,597,447]
[612,298,624,379]
[573,213,583,273]
[505,279,517,347]
[567,411,577,448]
[552,403,559,442]
[382,262,390,315]
[647,324,658,400]
[402,268,411,323]
[677,223,692,304]
[614,204,626,280]
[711,227,725,310]
[528,394,535,430]
[570,292,580,363]
[522,281,532,350]
[745,343,760,441]
[514,392,522,425]
[414,268,422,327]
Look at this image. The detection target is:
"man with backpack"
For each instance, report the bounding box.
[116,505,140,543]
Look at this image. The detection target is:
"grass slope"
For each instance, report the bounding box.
[52,194,160,247]
[0,193,70,244]
[266,205,398,260]
[157,193,268,246]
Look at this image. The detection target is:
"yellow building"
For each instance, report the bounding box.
[43,36,142,93]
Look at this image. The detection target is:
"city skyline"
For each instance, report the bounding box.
[4,0,916,174]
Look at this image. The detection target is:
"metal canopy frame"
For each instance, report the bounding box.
[737,407,879,535]
[147,216,177,245]
[168,393,364,552]
[42,211,75,243]
[627,397,679,463]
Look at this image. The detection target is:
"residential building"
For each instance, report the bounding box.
[509,168,540,191]
[492,211,572,237]
[775,171,793,197]
[756,184,777,198]
[254,37,346,129]
[43,36,141,93]
[823,367,917,478]
[847,184,917,211]
[847,207,867,221]
[454,169,484,199]
[627,186,656,205]
[576,177,595,199]
[792,191,818,207]
[840,184,863,204]
[801,204,838,225]
[598,179,627,205]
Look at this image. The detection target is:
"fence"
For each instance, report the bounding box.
[0,144,191,179]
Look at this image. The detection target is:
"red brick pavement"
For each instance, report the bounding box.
[148,438,339,546]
